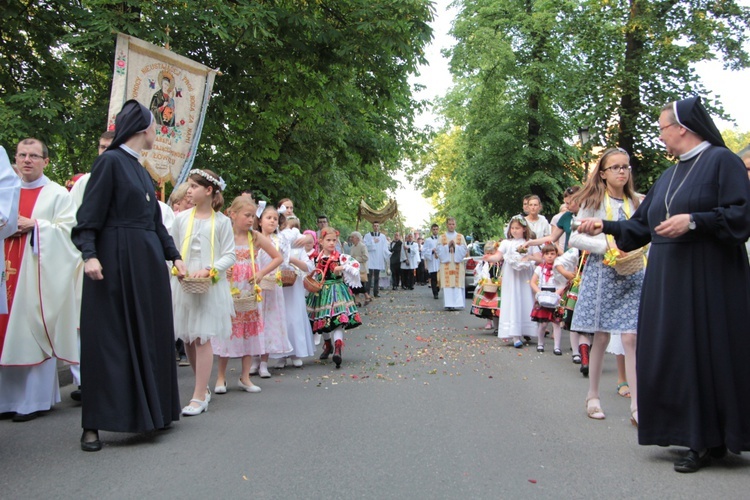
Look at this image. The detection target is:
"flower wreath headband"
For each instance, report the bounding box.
[510,214,528,227]
[189,169,227,191]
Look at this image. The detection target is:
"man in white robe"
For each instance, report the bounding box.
[421,223,441,299]
[400,233,419,289]
[436,217,468,310]
[363,222,388,298]
[0,138,80,421]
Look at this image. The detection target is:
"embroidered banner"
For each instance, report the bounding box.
[107,33,218,184]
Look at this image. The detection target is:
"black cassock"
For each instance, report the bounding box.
[605,145,750,453]
[72,148,181,433]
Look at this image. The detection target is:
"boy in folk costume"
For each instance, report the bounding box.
[436,217,468,310]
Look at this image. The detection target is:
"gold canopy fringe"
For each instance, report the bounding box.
[357,198,399,227]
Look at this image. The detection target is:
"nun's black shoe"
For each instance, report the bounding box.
[81,430,102,452]
[674,449,710,473]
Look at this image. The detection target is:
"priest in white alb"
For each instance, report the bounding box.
[363,221,389,298]
[436,217,468,310]
[0,138,80,422]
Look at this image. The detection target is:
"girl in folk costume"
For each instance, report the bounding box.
[529,244,566,354]
[306,227,363,368]
[484,216,541,347]
[171,169,236,416]
[554,247,590,368]
[211,197,281,394]
[470,241,501,330]
[274,209,316,367]
[252,204,293,378]
[568,147,644,425]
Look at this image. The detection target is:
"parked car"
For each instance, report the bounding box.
[464,241,484,298]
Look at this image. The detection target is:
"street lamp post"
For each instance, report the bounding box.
[578,126,591,179]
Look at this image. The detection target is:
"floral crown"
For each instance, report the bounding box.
[510,214,527,227]
[189,169,226,191]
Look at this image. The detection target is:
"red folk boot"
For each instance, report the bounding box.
[332,340,343,369]
[579,343,590,377]
[320,339,333,360]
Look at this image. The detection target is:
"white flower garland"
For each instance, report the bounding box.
[189,169,226,191]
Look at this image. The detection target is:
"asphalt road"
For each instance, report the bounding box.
[1,285,748,499]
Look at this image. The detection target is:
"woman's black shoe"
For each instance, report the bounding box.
[81,430,102,452]
[674,449,710,473]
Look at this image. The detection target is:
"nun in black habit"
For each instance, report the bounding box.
[72,100,187,451]
[578,96,750,473]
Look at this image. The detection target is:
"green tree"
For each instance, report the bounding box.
[0,0,434,227]
[721,128,750,153]
[420,0,581,226]
[569,0,750,186]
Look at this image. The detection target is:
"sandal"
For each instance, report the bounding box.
[553,348,562,356]
[536,345,544,353]
[586,397,605,420]
[617,382,631,398]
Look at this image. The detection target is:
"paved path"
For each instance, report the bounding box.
[1,285,748,498]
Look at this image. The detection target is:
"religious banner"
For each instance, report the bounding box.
[107,33,218,185]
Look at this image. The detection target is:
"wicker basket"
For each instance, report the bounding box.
[482,283,499,293]
[180,277,211,294]
[280,269,297,287]
[613,249,645,276]
[259,275,277,290]
[233,294,257,312]
[303,269,324,294]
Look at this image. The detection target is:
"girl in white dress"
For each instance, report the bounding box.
[171,169,235,416]
[275,215,315,366]
[254,205,292,377]
[212,196,281,394]
[485,216,541,347]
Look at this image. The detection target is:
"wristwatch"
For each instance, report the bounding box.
[688,214,696,230]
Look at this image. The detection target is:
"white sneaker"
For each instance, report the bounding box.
[258,362,271,378]
[292,358,303,367]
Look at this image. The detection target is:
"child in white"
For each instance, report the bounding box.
[530,244,567,354]
[274,215,315,366]
[485,215,540,347]
[171,169,235,416]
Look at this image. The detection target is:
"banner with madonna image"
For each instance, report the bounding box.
[107,33,218,185]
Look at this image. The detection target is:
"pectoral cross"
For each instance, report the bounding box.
[5,259,15,277]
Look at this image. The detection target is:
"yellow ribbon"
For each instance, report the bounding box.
[172,208,216,280]
[249,231,262,302]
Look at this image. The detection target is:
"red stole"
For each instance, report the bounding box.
[0,186,43,354]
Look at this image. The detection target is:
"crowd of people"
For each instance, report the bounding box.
[0,97,749,474]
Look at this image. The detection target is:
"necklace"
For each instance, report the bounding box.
[664,150,704,219]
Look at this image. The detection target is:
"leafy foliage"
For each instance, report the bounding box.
[0,0,434,227]
[417,0,750,237]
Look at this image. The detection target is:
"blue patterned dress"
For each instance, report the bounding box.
[571,197,645,335]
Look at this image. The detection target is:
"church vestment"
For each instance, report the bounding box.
[0,176,79,414]
[436,231,467,309]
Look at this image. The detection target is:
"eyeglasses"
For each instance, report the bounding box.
[659,123,677,132]
[16,153,45,160]
[603,165,631,173]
